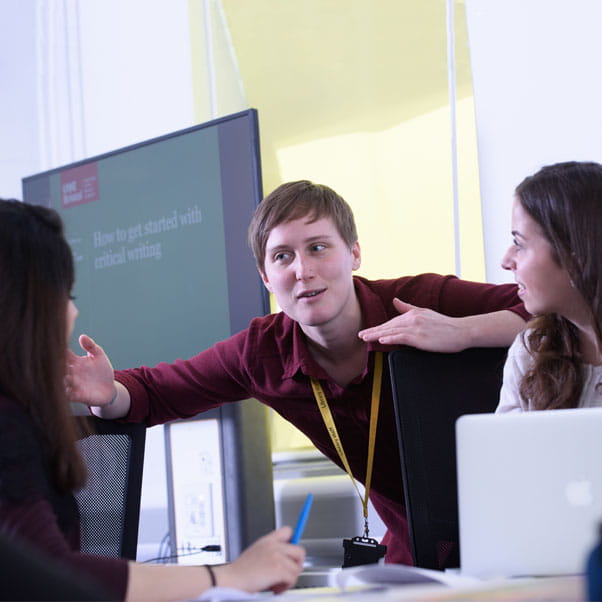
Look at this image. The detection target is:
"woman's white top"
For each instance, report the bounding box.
[496,331,602,413]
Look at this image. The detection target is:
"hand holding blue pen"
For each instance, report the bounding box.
[291,493,313,544]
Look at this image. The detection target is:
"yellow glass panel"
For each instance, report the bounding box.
[192,0,482,451]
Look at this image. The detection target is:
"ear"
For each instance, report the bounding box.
[259,268,273,293]
[351,241,361,271]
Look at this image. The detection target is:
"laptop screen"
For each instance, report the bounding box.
[456,407,602,577]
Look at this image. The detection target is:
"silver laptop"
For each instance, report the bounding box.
[456,407,602,578]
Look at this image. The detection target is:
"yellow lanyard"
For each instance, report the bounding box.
[310,351,383,537]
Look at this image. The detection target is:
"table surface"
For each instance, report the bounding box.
[279,574,585,602]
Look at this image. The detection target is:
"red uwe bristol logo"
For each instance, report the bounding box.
[60,162,100,208]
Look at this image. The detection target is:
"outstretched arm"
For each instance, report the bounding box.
[358,298,526,352]
[66,334,131,419]
[125,527,305,600]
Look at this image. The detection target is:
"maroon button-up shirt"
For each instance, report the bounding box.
[117,273,527,564]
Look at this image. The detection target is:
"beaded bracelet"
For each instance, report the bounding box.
[204,564,217,587]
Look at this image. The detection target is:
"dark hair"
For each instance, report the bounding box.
[515,161,602,409]
[0,199,86,491]
[248,180,358,273]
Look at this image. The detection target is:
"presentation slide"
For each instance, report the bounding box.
[22,110,267,370]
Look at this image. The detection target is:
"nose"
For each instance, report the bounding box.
[294,254,315,280]
[501,245,515,271]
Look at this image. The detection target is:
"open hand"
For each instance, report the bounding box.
[358,298,469,352]
[65,334,116,406]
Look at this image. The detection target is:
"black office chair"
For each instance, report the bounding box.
[75,416,146,560]
[388,345,508,570]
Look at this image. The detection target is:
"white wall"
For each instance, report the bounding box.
[466,0,602,284]
[1,0,196,196]
[0,1,39,199]
[1,0,199,560]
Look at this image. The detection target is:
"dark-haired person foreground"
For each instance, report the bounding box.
[498,161,602,412]
[68,180,529,566]
[0,199,304,601]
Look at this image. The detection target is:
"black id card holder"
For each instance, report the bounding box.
[342,536,387,567]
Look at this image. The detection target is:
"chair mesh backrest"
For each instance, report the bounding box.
[74,417,146,561]
[75,433,131,559]
[389,346,507,570]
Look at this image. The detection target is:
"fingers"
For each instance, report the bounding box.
[263,526,305,564]
[358,299,421,342]
[79,335,111,365]
[358,317,406,342]
[271,526,293,542]
[392,298,416,314]
[260,527,305,567]
[358,308,434,345]
[361,330,413,346]
[228,527,305,594]
[268,542,305,594]
[66,348,79,364]
[78,334,98,355]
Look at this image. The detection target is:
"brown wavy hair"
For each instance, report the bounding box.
[516,162,602,409]
[0,199,86,491]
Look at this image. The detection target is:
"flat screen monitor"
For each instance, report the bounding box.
[22,109,275,562]
[22,109,269,367]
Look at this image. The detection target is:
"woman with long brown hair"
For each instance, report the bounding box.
[0,199,304,600]
[497,161,602,412]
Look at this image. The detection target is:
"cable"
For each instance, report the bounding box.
[142,544,222,564]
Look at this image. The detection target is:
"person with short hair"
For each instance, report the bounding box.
[497,161,602,413]
[0,199,305,601]
[68,180,528,565]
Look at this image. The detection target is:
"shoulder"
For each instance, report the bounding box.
[231,312,293,347]
[247,312,299,360]
[507,329,533,364]
[0,397,48,503]
[0,397,39,450]
[429,274,524,316]
[355,273,522,316]
[354,273,451,306]
[502,330,533,378]
[496,331,532,413]
[356,272,451,291]
[212,311,295,363]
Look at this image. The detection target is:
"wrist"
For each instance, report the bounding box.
[107,385,118,406]
[204,564,217,588]
[88,385,118,417]
[457,315,477,350]
[209,563,238,591]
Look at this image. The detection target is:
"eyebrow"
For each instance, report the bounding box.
[266,244,290,256]
[511,230,525,240]
[266,234,335,253]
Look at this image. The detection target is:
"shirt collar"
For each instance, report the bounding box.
[281,276,396,380]
[279,319,322,379]
[354,276,398,354]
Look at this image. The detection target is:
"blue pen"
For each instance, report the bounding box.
[291,493,313,544]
